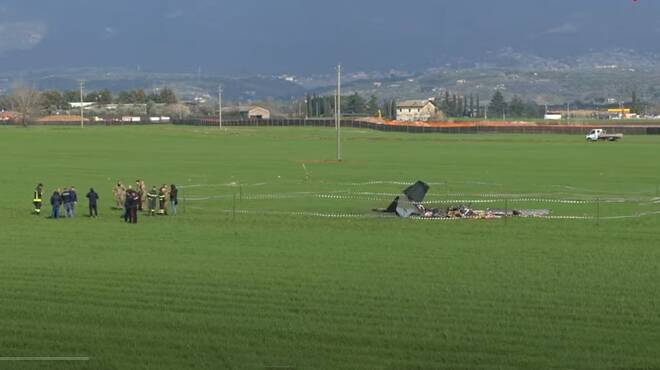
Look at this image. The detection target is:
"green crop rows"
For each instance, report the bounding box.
[1,125,659,369]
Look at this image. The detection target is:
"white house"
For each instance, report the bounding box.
[396,99,439,121]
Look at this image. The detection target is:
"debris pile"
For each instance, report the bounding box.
[374,181,550,219]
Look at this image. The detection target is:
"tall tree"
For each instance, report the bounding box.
[159,87,178,105]
[62,90,79,103]
[366,95,379,116]
[10,85,41,126]
[40,90,65,114]
[509,96,525,117]
[489,91,507,118]
[344,92,366,114]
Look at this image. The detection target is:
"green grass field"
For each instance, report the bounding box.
[1,125,659,370]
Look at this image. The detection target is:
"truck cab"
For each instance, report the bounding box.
[586,129,603,141]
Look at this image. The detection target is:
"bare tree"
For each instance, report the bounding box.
[10,84,41,126]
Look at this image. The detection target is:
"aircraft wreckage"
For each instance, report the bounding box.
[374,181,550,219]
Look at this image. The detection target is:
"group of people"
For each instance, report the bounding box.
[113,180,179,224]
[33,183,99,219]
[32,180,178,223]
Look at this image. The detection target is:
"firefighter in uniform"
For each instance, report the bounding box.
[158,185,167,215]
[33,183,44,215]
[147,186,159,216]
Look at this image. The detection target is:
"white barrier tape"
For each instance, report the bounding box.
[184,192,635,205]
[336,180,504,187]
[180,182,268,189]
[211,209,660,221]
[337,181,447,186]
[217,209,395,219]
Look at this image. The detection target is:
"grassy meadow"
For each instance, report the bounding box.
[0,125,659,369]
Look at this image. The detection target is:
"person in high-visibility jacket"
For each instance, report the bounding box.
[33,183,44,215]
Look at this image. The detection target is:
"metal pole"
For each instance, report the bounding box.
[80,80,85,128]
[218,85,223,128]
[337,64,342,162]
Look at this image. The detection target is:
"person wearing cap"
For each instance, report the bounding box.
[86,188,99,218]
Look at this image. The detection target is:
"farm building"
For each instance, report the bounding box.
[222,106,271,120]
[396,99,439,121]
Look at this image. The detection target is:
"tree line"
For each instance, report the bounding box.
[304,93,397,119]
[0,86,179,125]
[302,91,546,120]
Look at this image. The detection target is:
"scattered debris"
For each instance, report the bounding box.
[374,181,551,219]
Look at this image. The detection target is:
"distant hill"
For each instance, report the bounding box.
[3,49,660,106]
[0,68,306,102]
[312,49,660,105]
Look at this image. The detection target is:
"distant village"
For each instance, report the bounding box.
[0,85,656,125]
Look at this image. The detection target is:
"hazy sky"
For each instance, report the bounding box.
[0,0,656,75]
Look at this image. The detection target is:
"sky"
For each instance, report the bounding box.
[0,0,657,75]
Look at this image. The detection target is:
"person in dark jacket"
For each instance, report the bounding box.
[61,187,74,218]
[50,189,62,219]
[129,189,139,223]
[124,187,139,224]
[169,184,178,215]
[86,188,99,218]
[124,186,134,222]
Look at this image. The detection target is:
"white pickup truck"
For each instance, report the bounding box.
[586,129,623,142]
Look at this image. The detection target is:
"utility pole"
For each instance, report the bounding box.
[336,64,342,162]
[79,80,85,128]
[218,85,223,128]
[567,103,570,124]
